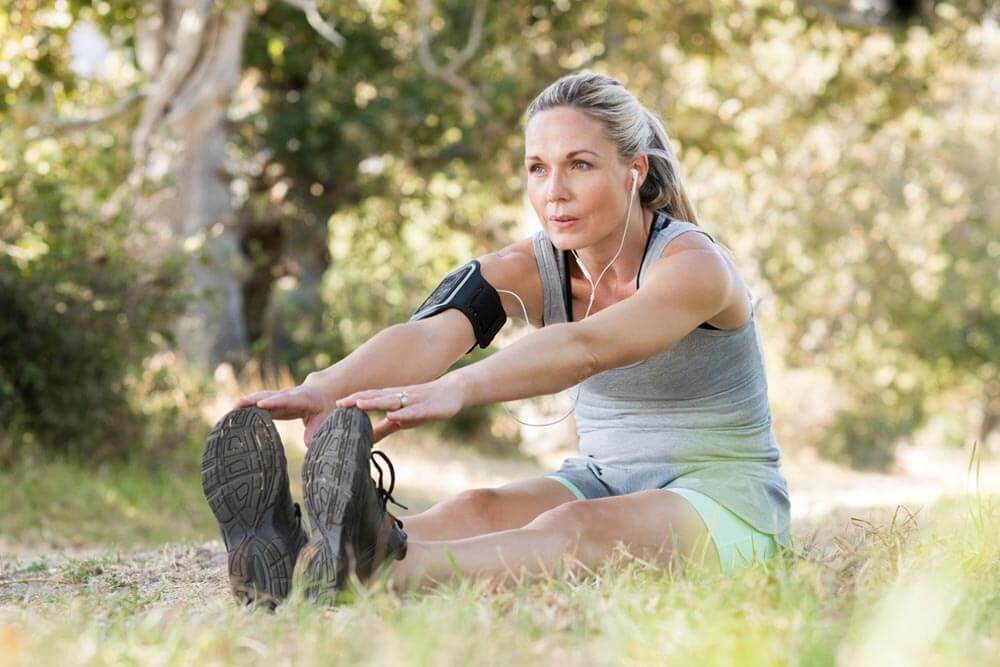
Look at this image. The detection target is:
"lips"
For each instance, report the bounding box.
[549,216,579,229]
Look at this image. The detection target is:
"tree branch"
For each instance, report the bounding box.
[416,0,489,115]
[28,91,145,139]
[282,0,346,47]
[446,0,485,71]
[798,0,904,30]
[131,2,213,166]
[165,9,228,123]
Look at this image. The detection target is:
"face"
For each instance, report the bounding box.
[524,106,635,251]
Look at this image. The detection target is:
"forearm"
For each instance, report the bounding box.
[303,321,463,406]
[451,323,595,407]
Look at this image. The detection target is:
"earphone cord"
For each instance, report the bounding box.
[495,175,639,428]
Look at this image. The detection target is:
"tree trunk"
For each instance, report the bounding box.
[133,0,251,369]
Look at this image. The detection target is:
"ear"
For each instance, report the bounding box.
[629,154,650,187]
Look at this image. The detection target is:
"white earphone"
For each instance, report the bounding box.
[497,166,642,428]
[571,167,640,316]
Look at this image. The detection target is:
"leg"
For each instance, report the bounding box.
[400,477,578,541]
[292,408,579,599]
[389,490,720,590]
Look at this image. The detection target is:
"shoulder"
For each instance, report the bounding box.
[572,227,739,370]
[652,226,728,274]
[479,236,539,279]
[477,236,544,326]
[658,225,717,259]
[651,222,743,279]
[643,228,734,310]
[647,250,730,304]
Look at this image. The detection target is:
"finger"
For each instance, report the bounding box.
[384,406,426,426]
[257,389,319,419]
[372,418,402,444]
[303,412,330,445]
[356,394,414,412]
[236,391,278,407]
[255,389,296,408]
[336,388,404,412]
[337,389,397,408]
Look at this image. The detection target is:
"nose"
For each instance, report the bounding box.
[546,170,569,203]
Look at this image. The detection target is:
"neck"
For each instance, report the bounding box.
[573,208,654,287]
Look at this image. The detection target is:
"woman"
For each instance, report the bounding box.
[202,72,791,606]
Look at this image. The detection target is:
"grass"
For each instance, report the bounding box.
[1,457,998,665]
[0,455,216,549]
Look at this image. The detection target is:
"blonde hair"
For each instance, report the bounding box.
[525,72,700,225]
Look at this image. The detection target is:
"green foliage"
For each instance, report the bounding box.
[0,142,189,458]
[236,1,554,375]
[0,1,191,461]
[237,1,998,465]
[1,0,996,466]
[745,20,1000,465]
[0,203,186,460]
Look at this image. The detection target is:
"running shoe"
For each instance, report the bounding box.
[202,406,308,608]
[294,407,408,599]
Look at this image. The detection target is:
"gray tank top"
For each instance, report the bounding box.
[530,214,791,541]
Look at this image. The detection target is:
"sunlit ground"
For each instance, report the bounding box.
[1,373,996,665]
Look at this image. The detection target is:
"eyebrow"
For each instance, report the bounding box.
[524,149,601,162]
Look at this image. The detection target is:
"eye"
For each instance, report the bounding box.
[527,164,545,175]
[572,160,591,170]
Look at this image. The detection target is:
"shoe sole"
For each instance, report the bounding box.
[201,406,295,607]
[296,408,372,596]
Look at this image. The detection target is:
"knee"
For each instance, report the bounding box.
[440,488,501,528]
[524,500,593,549]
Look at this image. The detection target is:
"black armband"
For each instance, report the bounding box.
[410,260,507,351]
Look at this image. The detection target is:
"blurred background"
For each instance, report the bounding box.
[1,0,997,484]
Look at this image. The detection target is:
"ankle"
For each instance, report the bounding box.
[387,541,425,592]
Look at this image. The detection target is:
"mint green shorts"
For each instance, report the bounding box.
[662,487,782,574]
[547,470,785,575]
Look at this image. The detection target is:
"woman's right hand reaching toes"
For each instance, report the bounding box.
[237,385,331,445]
[237,385,402,445]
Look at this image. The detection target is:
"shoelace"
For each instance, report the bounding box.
[370,450,408,524]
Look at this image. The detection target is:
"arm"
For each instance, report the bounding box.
[454,245,733,406]
[339,236,739,425]
[239,237,543,441]
[299,235,542,401]
[304,313,472,400]
[238,313,472,441]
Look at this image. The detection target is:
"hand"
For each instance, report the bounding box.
[336,376,466,443]
[236,385,330,445]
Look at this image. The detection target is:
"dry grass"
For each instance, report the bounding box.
[2,368,997,665]
[1,463,997,666]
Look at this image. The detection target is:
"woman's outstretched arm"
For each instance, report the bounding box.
[338,238,739,430]
[239,238,542,442]
[237,312,472,441]
[458,244,734,404]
